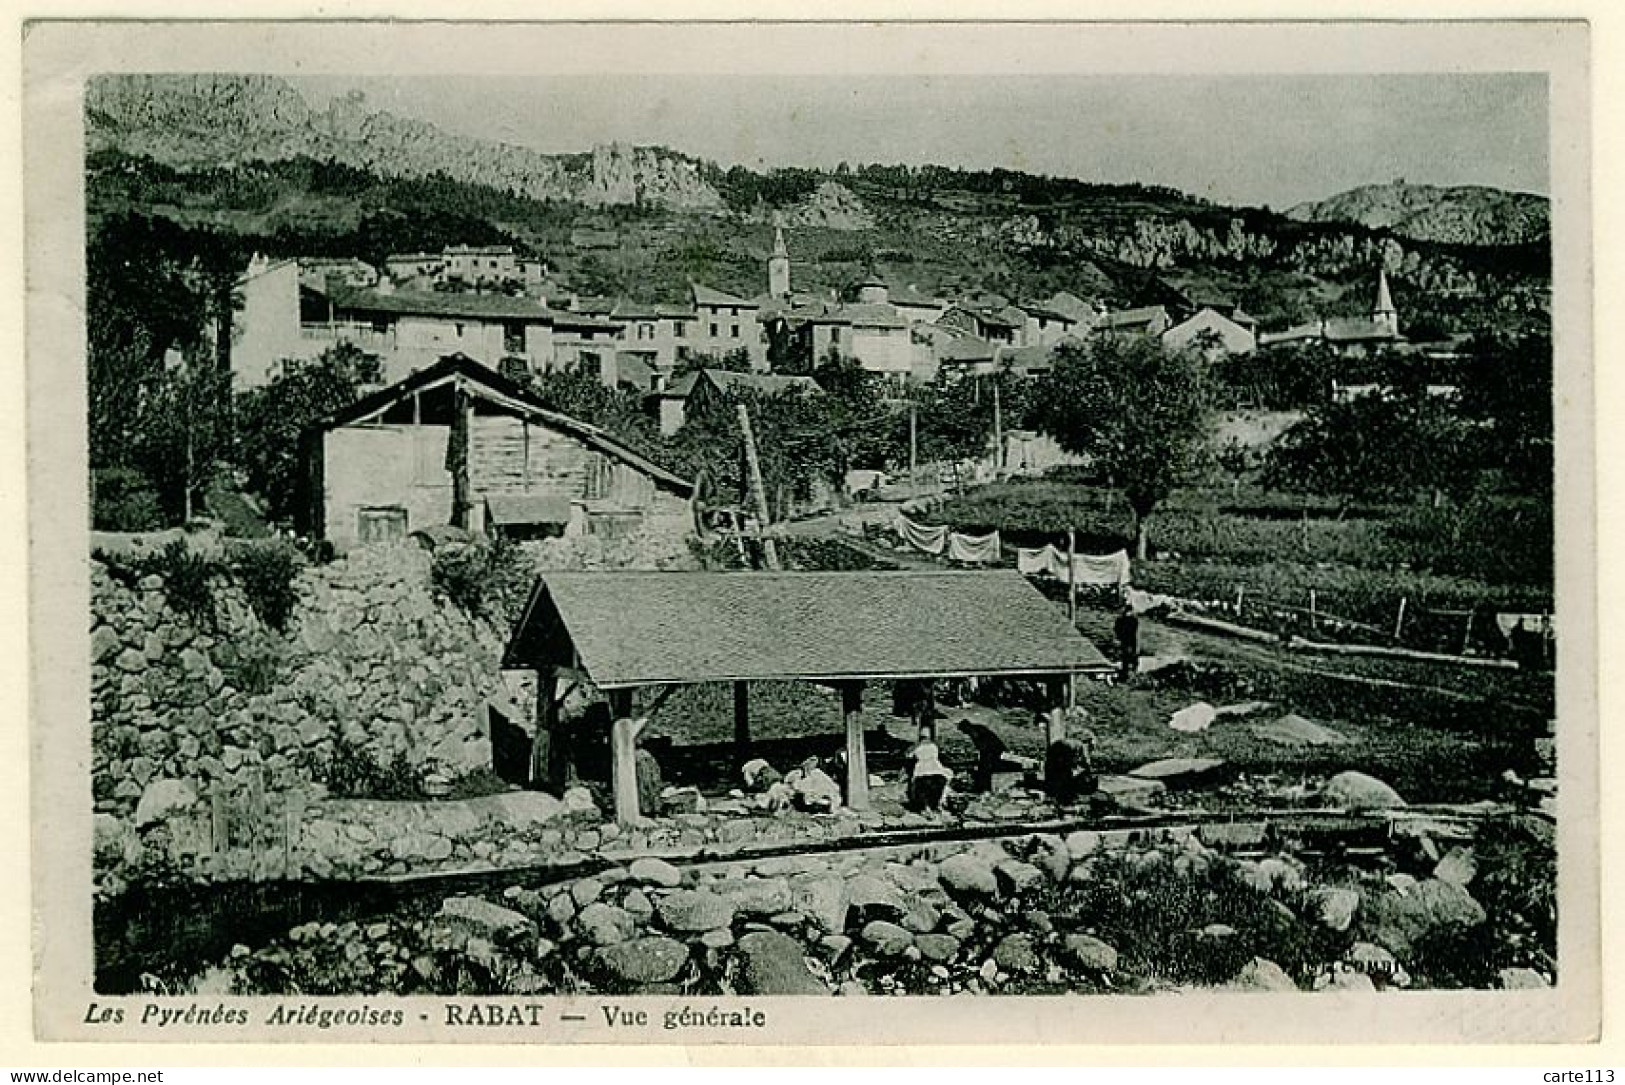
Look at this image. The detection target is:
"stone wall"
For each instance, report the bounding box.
[92,543,511,836]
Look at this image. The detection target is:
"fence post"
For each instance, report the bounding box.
[1235,584,1245,617]
[1461,611,1475,656]
[1393,597,1408,642]
[1308,589,1318,634]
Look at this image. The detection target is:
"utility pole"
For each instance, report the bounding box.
[737,403,782,571]
[908,399,918,498]
[992,376,1003,478]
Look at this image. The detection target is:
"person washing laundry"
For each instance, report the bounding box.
[905,740,955,815]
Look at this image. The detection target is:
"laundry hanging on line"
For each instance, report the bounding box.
[1015,544,1132,586]
[894,512,948,556]
[1495,612,1554,640]
[946,530,1002,564]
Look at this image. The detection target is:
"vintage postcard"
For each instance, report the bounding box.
[22,18,1596,1045]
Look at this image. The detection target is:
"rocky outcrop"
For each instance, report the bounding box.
[761,181,876,232]
[1286,181,1549,246]
[87,75,722,211]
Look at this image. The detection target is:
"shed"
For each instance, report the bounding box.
[503,569,1114,823]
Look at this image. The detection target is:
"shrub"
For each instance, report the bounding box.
[228,539,305,633]
[430,537,534,627]
[146,540,218,628]
[92,467,165,532]
[318,736,422,801]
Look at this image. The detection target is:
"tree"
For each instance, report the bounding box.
[1031,336,1214,560]
[1262,389,1475,512]
[235,343,382,524]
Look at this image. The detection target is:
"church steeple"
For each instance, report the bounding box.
[1371,268,1398,337]
[768,226,791,298]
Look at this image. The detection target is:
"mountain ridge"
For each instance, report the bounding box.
[1286,180,1548,247]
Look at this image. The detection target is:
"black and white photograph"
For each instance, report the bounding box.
[22,18,1596,1045]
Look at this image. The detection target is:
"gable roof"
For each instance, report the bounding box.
[666,369,824,400]
[504,570,1113,686]
[1094,305,1169,331]
[329,287,606,326]
[320,354,693,496]
[938,336,997,363]
[691,283,759,309]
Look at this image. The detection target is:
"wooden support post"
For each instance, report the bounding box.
[842,682,869,811]
[908,401,918,498]
[733,681,751,764]
[533,669,567,792]
[1066,529,1077,626]
[608,688,641,826]
[1047,677,1070,747]
[737,403,781,571]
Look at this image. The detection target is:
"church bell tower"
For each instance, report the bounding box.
[768,226,791,299]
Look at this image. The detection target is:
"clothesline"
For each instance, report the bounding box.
[1016,544,1132,587]
[893,512,1002,565]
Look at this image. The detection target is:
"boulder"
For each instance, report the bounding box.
[628,856,683,888]
[562,787,599,816]
[1095,775,1167,806]
[992,932,1040,975]
[569,878,605,908]
[900,898,941,934]
[1498,967,1550,990]
[1361,878,1486,957]
[597,936,689,985]
[576,902,637,947]
[994,859,1045,896]
[1433,847,1478,887]
[1229,957,1297,992]
[1324,771,1406,810]
[735,930,828,994]
[1128,758,1229,790]
[1308,887,1361,933]
[846,873,907,919]
[938,851,999,897]
[789,873,850,933]
[133,778,198,827]
[859,920,915,956]
[1324,968,1377,993]
[1062,934,1119,974]
[1168,702,1218,733]
[915,933,961,963]
[1063,830,1102,861]
[657,889,736,933]
[711,877,792,917]
[438,897,537,950]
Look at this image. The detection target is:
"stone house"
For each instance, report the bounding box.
[276,282,623,387]
[689,283,767,370]
[307,354,695,551]
[1161,307,1258,357]
[652,368,825,436]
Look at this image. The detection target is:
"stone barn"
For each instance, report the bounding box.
[307,353,696,551]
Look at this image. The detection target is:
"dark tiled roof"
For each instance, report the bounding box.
[321,354,693,495]
[939,336,996,363]
[666,369,824,400]
[504,570,1113,685]
[1094,305,1169,331]
[692,284,759,309]
[330,287,622,329]
[838,303,908,329]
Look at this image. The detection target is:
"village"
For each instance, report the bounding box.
[85,219,1559,1004]
[70,66,1563,1007]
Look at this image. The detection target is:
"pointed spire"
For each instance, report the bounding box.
[1373,268,1395,316]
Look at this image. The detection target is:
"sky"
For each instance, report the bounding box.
[292,74,1548,211]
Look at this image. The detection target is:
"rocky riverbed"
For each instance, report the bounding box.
[177,808,1554,998]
